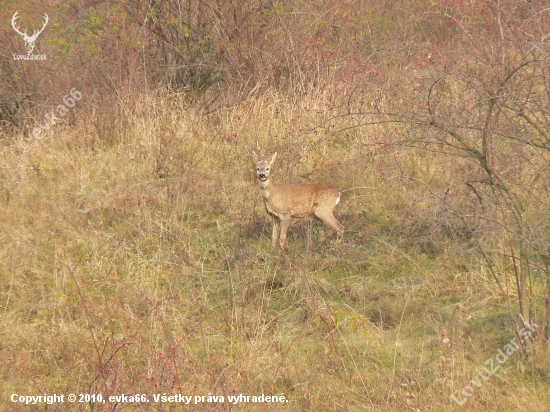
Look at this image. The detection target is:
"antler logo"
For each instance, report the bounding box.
[11,11,49,55]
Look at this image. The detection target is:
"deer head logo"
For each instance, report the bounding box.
[11,11,49,55]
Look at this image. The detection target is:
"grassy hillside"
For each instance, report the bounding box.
[2,0,550,410]
[1,87,548,411]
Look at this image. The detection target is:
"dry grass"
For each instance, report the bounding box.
[0,86,549,411]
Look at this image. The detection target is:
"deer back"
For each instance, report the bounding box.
[265,183,339,217]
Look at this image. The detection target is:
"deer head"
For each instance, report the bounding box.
[12,11,49,55]
[253,151,277,183]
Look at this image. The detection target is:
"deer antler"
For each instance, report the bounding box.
[28,14,49,41]
[11,11,27,37]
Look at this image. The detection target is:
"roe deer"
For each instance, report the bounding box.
[253,151,344,248]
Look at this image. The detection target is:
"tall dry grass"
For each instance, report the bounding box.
[0,82,549,411]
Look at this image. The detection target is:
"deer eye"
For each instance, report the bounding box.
[257,168,259,171]
[266,168,270,171]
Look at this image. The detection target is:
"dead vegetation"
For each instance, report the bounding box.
[1,1,550,411]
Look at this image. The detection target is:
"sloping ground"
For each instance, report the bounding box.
[0,92,549,411]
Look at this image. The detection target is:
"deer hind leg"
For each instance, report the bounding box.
[271,216,281,247]
[313,208,344,240]
[278,218,291,248]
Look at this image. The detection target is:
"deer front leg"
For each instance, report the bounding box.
[278,218,291,248]
[272,216,281,247]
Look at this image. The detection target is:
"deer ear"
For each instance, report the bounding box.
[252,151,259,164]
[270,152,278,165]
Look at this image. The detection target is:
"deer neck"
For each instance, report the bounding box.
[259,178,274,199]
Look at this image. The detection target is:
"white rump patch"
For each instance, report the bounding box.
[336,193,341,205]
